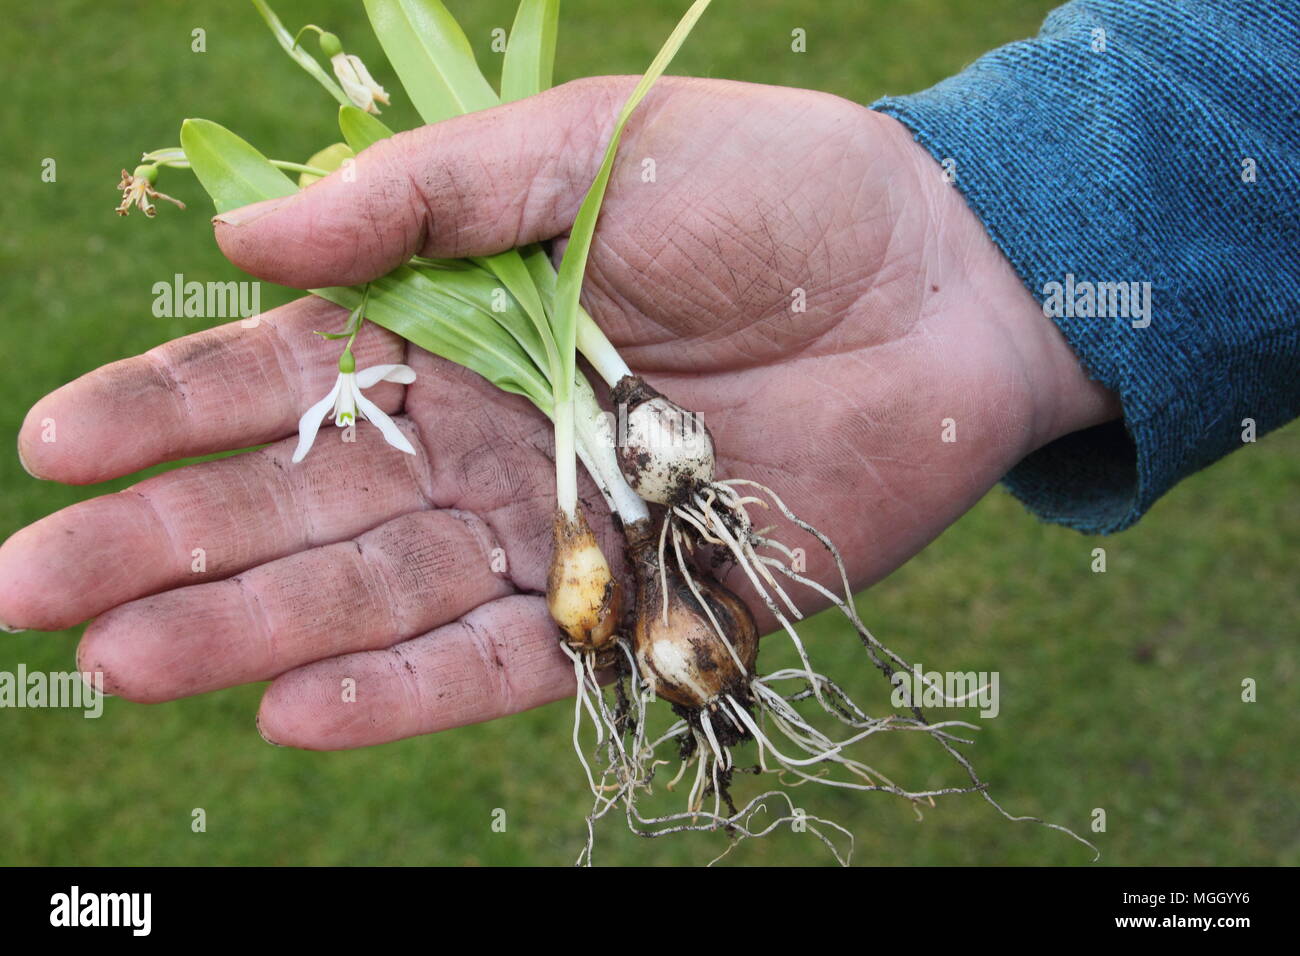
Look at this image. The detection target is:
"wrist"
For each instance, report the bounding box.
[874,111,1121,457]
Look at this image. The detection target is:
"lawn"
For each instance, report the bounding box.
[1,0,1295,866]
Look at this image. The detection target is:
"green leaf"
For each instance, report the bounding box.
[140,147,190,168]
[553,0,712,399]
[250,0,350,107]
[500,0,560,102]
[362,0,499,125]
[179,121,551,412]
[179,118,298,213]
[338,105,394,152]
[431,264,548,374]
[410,256,479,271]
[317,268,553,412]
[470,251,558,380]
[522,245,558,306]
[362,2,564,399]
[299,143,355,187]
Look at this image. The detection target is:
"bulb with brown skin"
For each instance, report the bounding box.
[547,508,622,658]
[624,519,758,711]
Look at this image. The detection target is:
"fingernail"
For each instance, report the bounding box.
[0,617,26,634]
[255,714,285,747]
[16,440,45,481]
[74,645,112,693]
[78,669,114,697]
[214,194,293,227]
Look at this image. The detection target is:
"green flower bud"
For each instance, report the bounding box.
[319,31,343,58]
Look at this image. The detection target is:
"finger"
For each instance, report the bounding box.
[78,509,512,702]
[256,595,571,749]
[18,296,406,485]
[0,421,431,631]
[213,76,637,288]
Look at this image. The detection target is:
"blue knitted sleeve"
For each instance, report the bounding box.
[872,0,1300,534]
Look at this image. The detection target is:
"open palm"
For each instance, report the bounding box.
[0,78,1114,748]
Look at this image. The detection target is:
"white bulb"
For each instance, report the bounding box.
[618,396,716,505]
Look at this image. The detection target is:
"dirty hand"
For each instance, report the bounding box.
[0,77,1115,747]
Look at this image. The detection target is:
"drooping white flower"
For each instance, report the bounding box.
[331,53,390,114]
[293,362,416,463]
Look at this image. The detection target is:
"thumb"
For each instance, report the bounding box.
[214,77,631,289]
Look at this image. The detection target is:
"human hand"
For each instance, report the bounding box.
[0,77,1117,748]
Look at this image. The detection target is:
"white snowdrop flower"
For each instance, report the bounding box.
[293,356,416,463]
[331,52,390,114]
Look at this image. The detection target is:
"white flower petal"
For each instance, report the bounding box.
[291,377,344,463]
[353,389,416,456]
[330,53,358,84]
[347,56,381,89]
[354,363,416,389]
[347,55,390,106]
[343,80,375,112]
[332,54,376,112]
[333,372,357,426]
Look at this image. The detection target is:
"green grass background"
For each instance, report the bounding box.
[1,0,1295,866]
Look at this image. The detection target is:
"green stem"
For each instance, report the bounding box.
[251,0,350,107]
[289,24,327,50]
[554,396,578,518]
[140,147,327,179]
[269,160,332,177]
[345,285,370,352]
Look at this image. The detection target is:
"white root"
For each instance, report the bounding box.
[561,640,658,807]
[670,492,824,705]
[627,790,855,867]
[563,647,600,798]
[573,458,1099,863]
[576,650,1095,863]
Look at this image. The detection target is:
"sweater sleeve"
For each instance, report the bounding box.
[872,0,1300,534]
